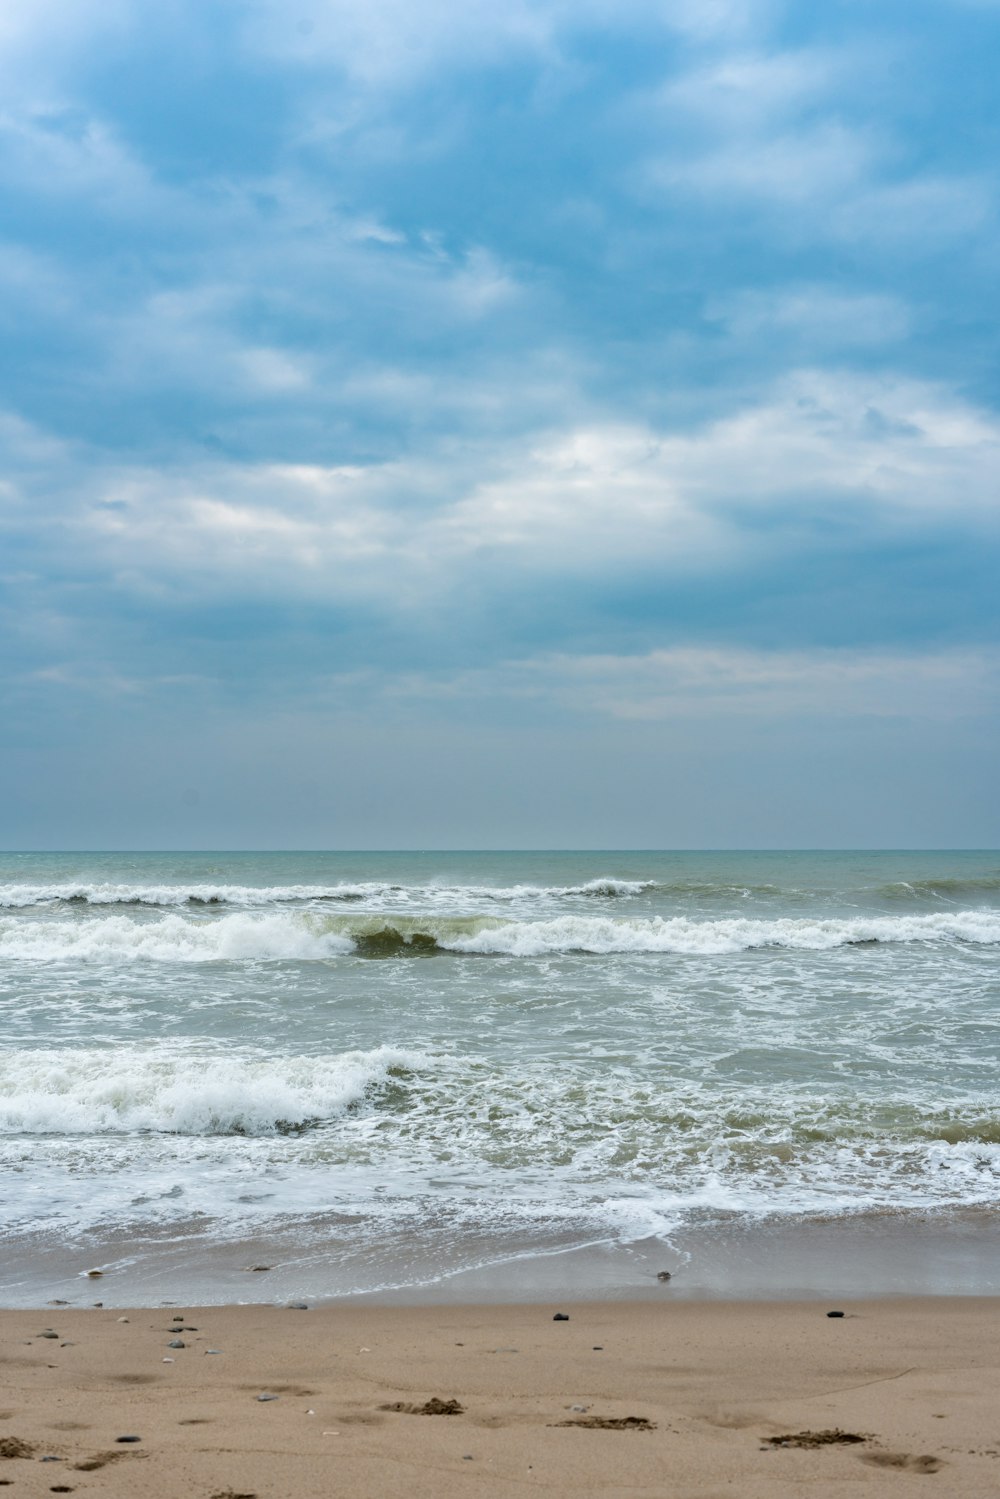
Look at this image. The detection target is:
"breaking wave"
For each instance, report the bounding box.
[0,1045,422,1135]
[1,908,999,962]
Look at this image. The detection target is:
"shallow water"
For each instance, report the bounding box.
[2,850,999,1304]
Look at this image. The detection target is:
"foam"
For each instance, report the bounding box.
[0,1045,422,1135]
[0,911,354,961]
[3,907,998,963]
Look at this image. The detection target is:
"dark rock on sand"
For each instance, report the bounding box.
[656,1271,672,1282]
[114,1436,141,1444]
[826,1310,845,1318]
[553,1313,570,1321]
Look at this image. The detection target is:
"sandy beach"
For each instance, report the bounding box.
[2,1296,998,1497]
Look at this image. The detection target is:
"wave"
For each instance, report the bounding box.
[0,876,656,911]
[0,882,388,910]
[2,908,999,961]
[0,1046,421,1135]
[878,876,1000,901]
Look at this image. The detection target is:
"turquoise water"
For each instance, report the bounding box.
[1,850,999,1303]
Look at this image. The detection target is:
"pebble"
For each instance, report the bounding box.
[162,1358,174,1364]
[205,1349,222,1355]
[552,1313,570,1322]
[39,1332,59,1339]
[40,1455,61,1462]
[826,1310,845,1319]
[117,1317,129,1324]
[657,1270,672,1282]
[168,1339,185,1349]
[85,1269,104,1278]
[286,1302,309,1310]
[257,1394,279,1402]
[592,1346,604,1351]
[115,1435,141,1444]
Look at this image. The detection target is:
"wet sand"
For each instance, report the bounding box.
[2,1297,998,1497]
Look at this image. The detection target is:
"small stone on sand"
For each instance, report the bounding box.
[553,1313,570,1322]
[115,1436,141,1444]
[257,1394,278,1402]
[827,1310,845,1318]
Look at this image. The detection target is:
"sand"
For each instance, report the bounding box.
[2,1297,998,1497]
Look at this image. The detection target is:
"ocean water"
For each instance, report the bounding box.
[2,849,999,1306]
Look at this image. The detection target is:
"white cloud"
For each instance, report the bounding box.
[330,644,1000,722]
[1,368,992,614]
[708,286,911,348]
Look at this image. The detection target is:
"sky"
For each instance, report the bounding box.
[1,0,998,849]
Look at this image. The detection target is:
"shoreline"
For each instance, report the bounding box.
[3,1296,998,1496]
[5,1204,1000,1310]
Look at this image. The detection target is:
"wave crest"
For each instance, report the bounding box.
[0,1046,421,1135]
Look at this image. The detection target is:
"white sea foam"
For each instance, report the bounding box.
[0,875,656,910]
[0,1045,421,1134]
[0,881,389,909]
[440,910,1000,955]
[2,907,998,962]
[0,912,354,962]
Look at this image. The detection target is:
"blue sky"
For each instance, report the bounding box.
[1,0,998,847]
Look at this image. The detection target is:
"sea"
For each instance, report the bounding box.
[2,849,999,1308]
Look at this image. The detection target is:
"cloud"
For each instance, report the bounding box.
[3,367,996,650]
[355,643,1000,723]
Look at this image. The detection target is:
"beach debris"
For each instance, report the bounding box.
[162,1358,174,1363]
[48,1299,70,1306]
[0,1439,35,1463]
[205,1349,222,1355]
[168,1339,185,1349]
[39,1331,60,1339]
[552,1313,570,1322]
[256,1394,279,1402]
[764,1430,867,1448]
[657,1270,672,1282]
[117,1317,129,1323]
[592,1346,604,1350]
[114,1436,141,1444]
[569,1405,591,1412]
[60,1342,76,1348]
[49,1487,74,1493]
[380,1398,465,1416]
[286,1301,309,1310]
[210,1491,258,1499]
[40,1455,62,1462]
[826,1310,845,1318]
[550,1416,655,1431]
[249,1265,272,1271]
[72,1451,135,1472]
[84,1269,104,1278]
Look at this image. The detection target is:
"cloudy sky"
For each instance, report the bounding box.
[2,0,998,848]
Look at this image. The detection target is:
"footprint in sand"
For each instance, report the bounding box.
[861,1452,944,1474]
